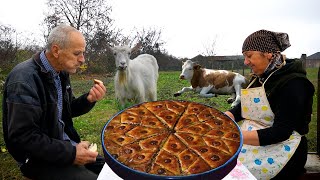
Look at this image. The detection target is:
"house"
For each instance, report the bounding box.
[191,55,245,71]
[306,52,320,68]
[191,52,320,70]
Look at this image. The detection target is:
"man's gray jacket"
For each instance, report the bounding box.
[2,52,95,166]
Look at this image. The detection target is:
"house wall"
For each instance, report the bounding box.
[306,59,320,68]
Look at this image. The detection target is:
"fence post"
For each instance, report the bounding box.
[242,64,245,76]
[301,54,307,69]
[317,66,320,155]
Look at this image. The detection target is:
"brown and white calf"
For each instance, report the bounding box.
[174,60,247,107]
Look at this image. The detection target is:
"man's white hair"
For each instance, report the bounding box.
[46,24,79,51]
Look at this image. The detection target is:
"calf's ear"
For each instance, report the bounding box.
[193,64,201,70]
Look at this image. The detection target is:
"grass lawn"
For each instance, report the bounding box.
[0,68,318,179]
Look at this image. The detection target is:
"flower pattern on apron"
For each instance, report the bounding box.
[238,71,301,180]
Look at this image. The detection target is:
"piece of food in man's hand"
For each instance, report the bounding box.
[93,79,103,84]
[88,143,98,152]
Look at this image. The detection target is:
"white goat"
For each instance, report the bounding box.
[112,43,159,106]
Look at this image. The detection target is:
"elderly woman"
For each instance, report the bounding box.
[225,30,315,179]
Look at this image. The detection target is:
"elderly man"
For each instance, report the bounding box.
[2,24,107,179]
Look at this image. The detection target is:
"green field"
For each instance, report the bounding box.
[0,68,318,179]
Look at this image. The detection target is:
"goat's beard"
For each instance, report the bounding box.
[118,70,127,85]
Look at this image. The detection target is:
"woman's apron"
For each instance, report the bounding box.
[238,71,301,179]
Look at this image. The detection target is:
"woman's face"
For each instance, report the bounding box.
[243,51,272,76]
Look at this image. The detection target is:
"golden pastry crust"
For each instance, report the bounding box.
[175,132,207,147]
[143,101,167,114]
[185,158,211,175]
[104,122,136,135]
[191,145,232,168]
[120,112,141,125]
[202,136,232,155]
[140,115,166,129]
[139,133,169,152]
[162,134,186,156]
[149,163,175,176]
[178,149,198,172]
[125,104,154,116]
[155,149,181,175]
[152,110,180,129]
[103,100,240,176]
[176,123,211,135]
[126,126,167,140]
[175,114,200,130]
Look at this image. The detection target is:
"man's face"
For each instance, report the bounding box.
[55,31,86,73]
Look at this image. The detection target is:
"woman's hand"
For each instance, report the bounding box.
[224,111,260,146]
[242,130,260,146]
[224,111,235,120]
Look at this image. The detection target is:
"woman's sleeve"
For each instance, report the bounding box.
[258,78,314,145]
[228,102,244,122]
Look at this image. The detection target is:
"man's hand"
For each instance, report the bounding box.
[73,141,98,165]
[87,79,106,103]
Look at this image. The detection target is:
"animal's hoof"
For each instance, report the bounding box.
[174,93,181,97]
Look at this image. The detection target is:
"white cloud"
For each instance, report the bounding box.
[109,0,320,58]
[0,0,47,34]
[1,0,319,58]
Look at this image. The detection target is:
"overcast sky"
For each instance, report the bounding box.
[0,0,319,59]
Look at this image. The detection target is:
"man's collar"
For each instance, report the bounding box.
[40,51,59,77]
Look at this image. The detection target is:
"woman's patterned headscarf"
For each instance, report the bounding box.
[242,29,291,80]
[242,29,291,53]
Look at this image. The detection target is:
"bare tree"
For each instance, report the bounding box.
[131,27,166,55]
[127,27,182,71]
[202,36,217,57]
[42,14,63,42]
[1,23,44,71]
[0,24,18,69]
[42,0,124,74]
[44,0,113,41]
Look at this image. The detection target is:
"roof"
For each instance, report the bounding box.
[191,55,244,61]
[307,52,320,60]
